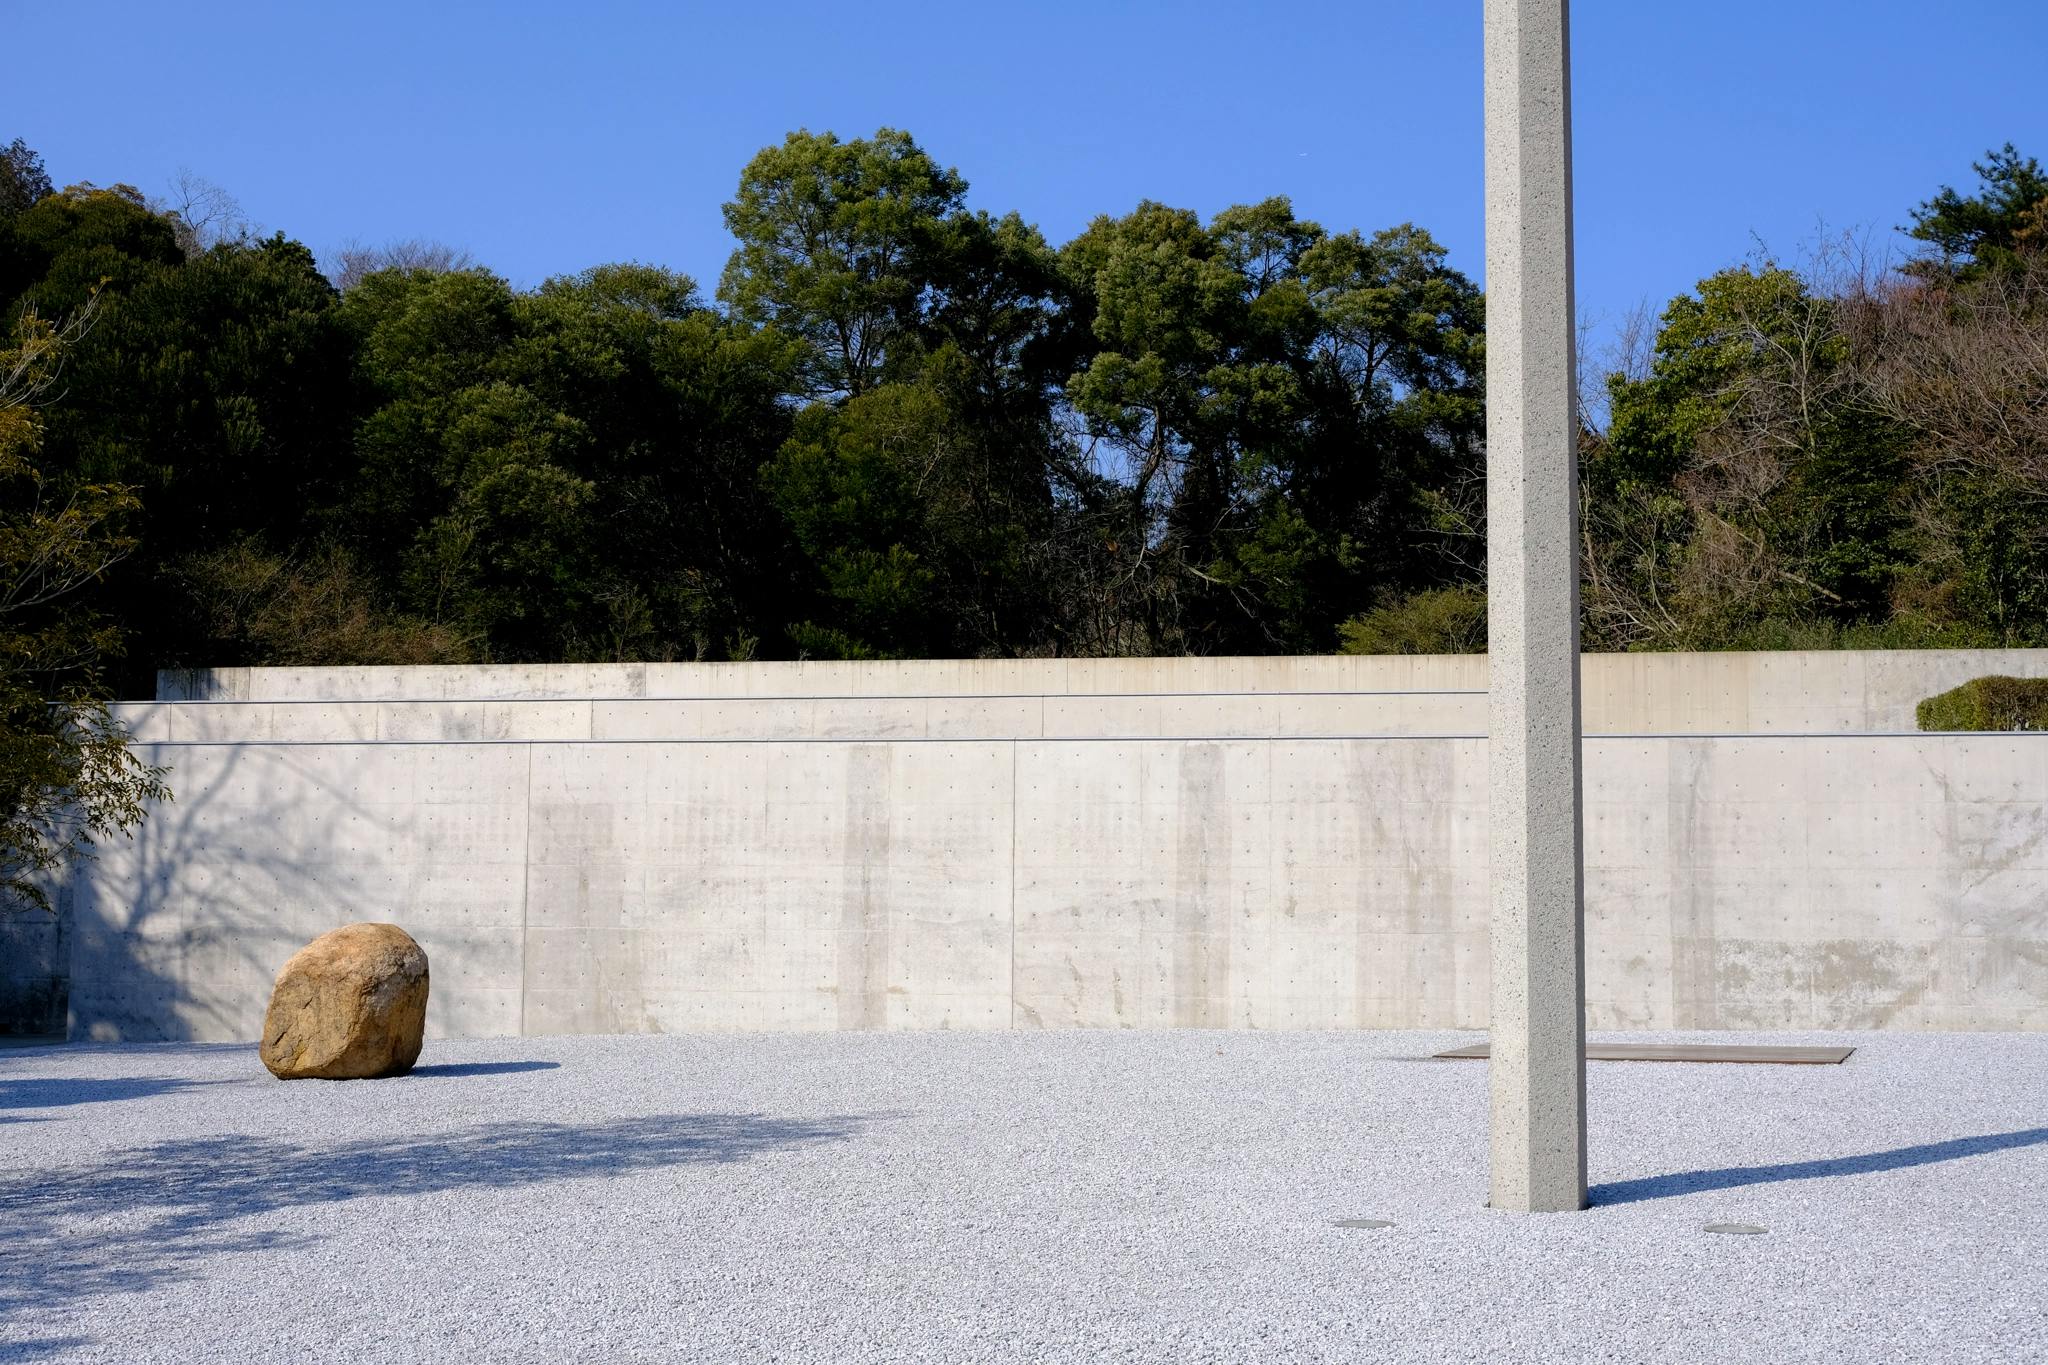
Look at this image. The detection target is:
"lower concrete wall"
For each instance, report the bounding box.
[63,732,2048,1041]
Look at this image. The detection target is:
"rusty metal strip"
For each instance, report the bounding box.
[1433,1043,1854,1064]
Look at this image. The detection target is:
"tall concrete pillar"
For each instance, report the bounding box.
[1483,0,1588,1213]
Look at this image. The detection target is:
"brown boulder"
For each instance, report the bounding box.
[260,923,429,1079]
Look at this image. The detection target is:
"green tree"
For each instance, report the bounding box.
[774,209,1074,660]
[518,264,804,659]
[1594,263,1910,648]
[1908,144,2048,279]
[340,267,600,655]
[0,185,380,681]
[340,262,804,661]
[1062,199,1485,654]
[766,362,1057,659]
[9,215,360,687]
[1294,223,1486,623]
[58,234,353,542]
[0,184,183,317]
[1338,585,1487,655]
[0,139,53,221]
[768,388,949,658]
[727,133,1072,659]
[719,128,967,399]
[1061,200,1253,650]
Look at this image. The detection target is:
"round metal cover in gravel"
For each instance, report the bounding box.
[2,1029,2043,1364]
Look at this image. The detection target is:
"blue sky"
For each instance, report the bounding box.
[9,1,2047,359]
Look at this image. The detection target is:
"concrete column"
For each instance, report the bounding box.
[1483,0,1587,1213]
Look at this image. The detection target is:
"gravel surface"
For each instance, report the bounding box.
[3,1029,2044,1364]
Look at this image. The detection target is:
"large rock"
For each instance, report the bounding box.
[260,923,429,1080]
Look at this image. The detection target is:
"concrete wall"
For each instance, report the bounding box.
[157,647,2048,733]
[20,649,2046,1040]
[61,726,2048,1042]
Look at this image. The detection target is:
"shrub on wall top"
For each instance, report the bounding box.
[1916,676,2048,731]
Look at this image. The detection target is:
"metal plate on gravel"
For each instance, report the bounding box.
[1432,1043,1854,1065]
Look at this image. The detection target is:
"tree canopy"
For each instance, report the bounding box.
[0,130,2038,696]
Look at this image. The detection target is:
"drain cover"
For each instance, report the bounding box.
[1333,1218,1396,1230]
[1703,1222,1767,1236]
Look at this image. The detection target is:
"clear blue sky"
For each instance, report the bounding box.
[10,0,2047,358]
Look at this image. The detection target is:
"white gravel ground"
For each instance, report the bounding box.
[2,1028,2044,1364]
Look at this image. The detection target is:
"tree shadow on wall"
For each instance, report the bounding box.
[0,1109,881,1324]
[63,741,270,1041]
[66,741,503,1042]
[1590,1125,2048,1205]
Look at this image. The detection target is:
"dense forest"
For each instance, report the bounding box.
[3,130,2046,706]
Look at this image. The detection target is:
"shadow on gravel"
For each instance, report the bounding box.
[405,1061,561,1078]
[1592,1125,2048,1205]
[0,1338,91,1359]
[0,1110,883,1324]
[0,1076,245,1110]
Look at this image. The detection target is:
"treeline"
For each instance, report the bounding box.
[1586,144,2048,652]
[2,131,2045,701]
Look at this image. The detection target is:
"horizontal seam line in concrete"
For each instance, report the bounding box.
[122,731,2048,748]
[134,734,1497,747]
[139,689,1492,705]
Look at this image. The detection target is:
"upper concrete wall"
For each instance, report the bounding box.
[110,692,1487,746]
[154,648,2048,734]
[159,657,1482,702]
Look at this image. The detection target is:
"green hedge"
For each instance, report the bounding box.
[1916,676,2048,731]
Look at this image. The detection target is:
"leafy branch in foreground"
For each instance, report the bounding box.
[0,299,169,912]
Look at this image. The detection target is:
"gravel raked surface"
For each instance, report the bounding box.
[2,1028,2044,1364]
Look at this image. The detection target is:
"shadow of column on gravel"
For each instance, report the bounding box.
[404,1060,561,1078]
[0,1109,886,1325]
[1590,1125,2048,1205]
